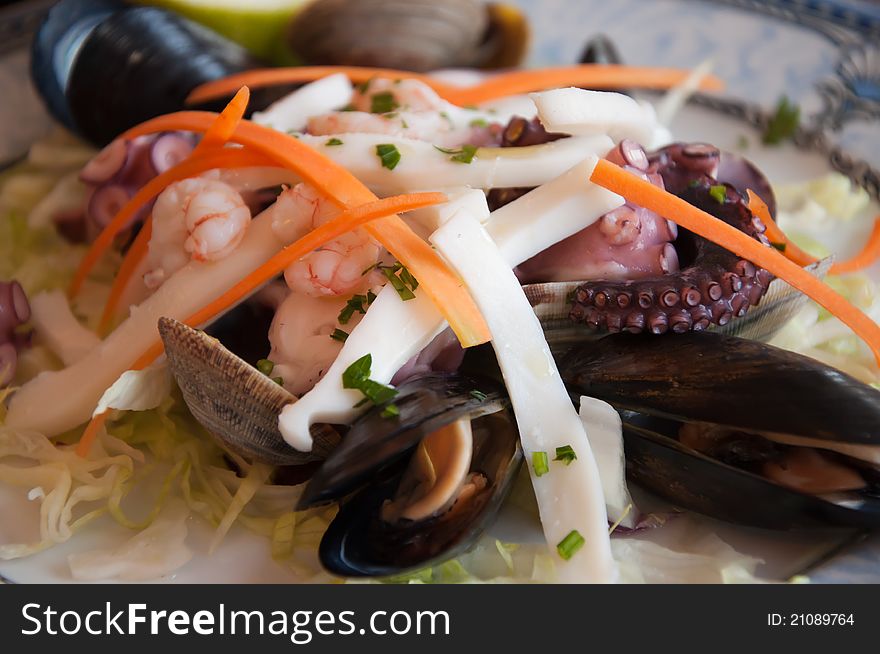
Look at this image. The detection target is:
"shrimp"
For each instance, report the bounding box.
[349,78,445,113]
[307,110,451,143]
[271,183,382,298]
[144,178,251,289]
[307,77,498,148]
[267,290,367,396]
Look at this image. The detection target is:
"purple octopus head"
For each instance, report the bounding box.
[649,142,776,216]
[517,141,679,285]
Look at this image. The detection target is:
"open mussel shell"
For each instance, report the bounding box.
[559,331,880,445]
[620,414,880,529]
[297,372,508,509]
[285,0,527,72]
[158,317,339,466]
[579,34,623,66]
[32,0,260,145]
[310,375,521,577]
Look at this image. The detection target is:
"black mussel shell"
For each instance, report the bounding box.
[297,372,508,510]
[560,332,880,445]
[319,410,522,577]
[620,413,880,529]
[32,0,260,145]
[579,34,623,65]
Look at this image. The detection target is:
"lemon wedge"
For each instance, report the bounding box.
[138,0,311,63]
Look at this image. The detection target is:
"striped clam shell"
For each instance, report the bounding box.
[158,317,340,466]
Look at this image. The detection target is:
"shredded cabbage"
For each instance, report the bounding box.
[771,173,880,384]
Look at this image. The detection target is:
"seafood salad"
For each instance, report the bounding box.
[1,0,880,584]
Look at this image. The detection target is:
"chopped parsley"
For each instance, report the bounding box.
[376,143,401,170]
[356,78,373,94]
[256,358,275,376]
[330,328,349,342]
[469,117,489,128]
[532,451,549,477]
[342,353,399,417]
[770,242,787,252]
[557,530,585,560]
[272,376,284,386]
[439,111,454,127]
[434,144,478,164]
[709,184,727,204]
[325,138,344,146]
[762,96,800,145]
[375,262,418,300]
[337,292,376,324]
[370,91,399,114]
[553,445,577,465]
[469,389,488,402]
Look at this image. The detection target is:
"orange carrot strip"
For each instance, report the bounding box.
[748,190,880,276]
[68,148,276,298]
[186,67,457,105]
[75,411,108,458]
[831,218,880,275]
[122,113,491,346]
[186,64,724,107]
[448,65,725,106]
[191,86,249,157]
[746,190,816,267]
[99,216,153,335]
[590,159,880,366]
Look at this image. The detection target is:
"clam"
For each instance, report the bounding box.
[158,317,339,466]
[558,332,880,529]
[285,0,528,72]
[296,373,522,577]
[31,0,260,145]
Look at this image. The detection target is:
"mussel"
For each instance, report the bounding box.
[559,332,880,529]
[297,373,522,578]
[285,0,528,72]
[31,0,261,145]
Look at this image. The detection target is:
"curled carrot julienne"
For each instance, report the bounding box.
[68,148,277,298]
[191,86,249,157]
[830,220,880,275]
[75,192,449,457]
[747,189,880,276]
[99,215,153,335]
[746,190,816,267]
[590,159,880,366]
[122,113,491,347]
[185,64,724,107]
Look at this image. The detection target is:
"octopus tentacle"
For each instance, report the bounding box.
[570,178,774,334]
